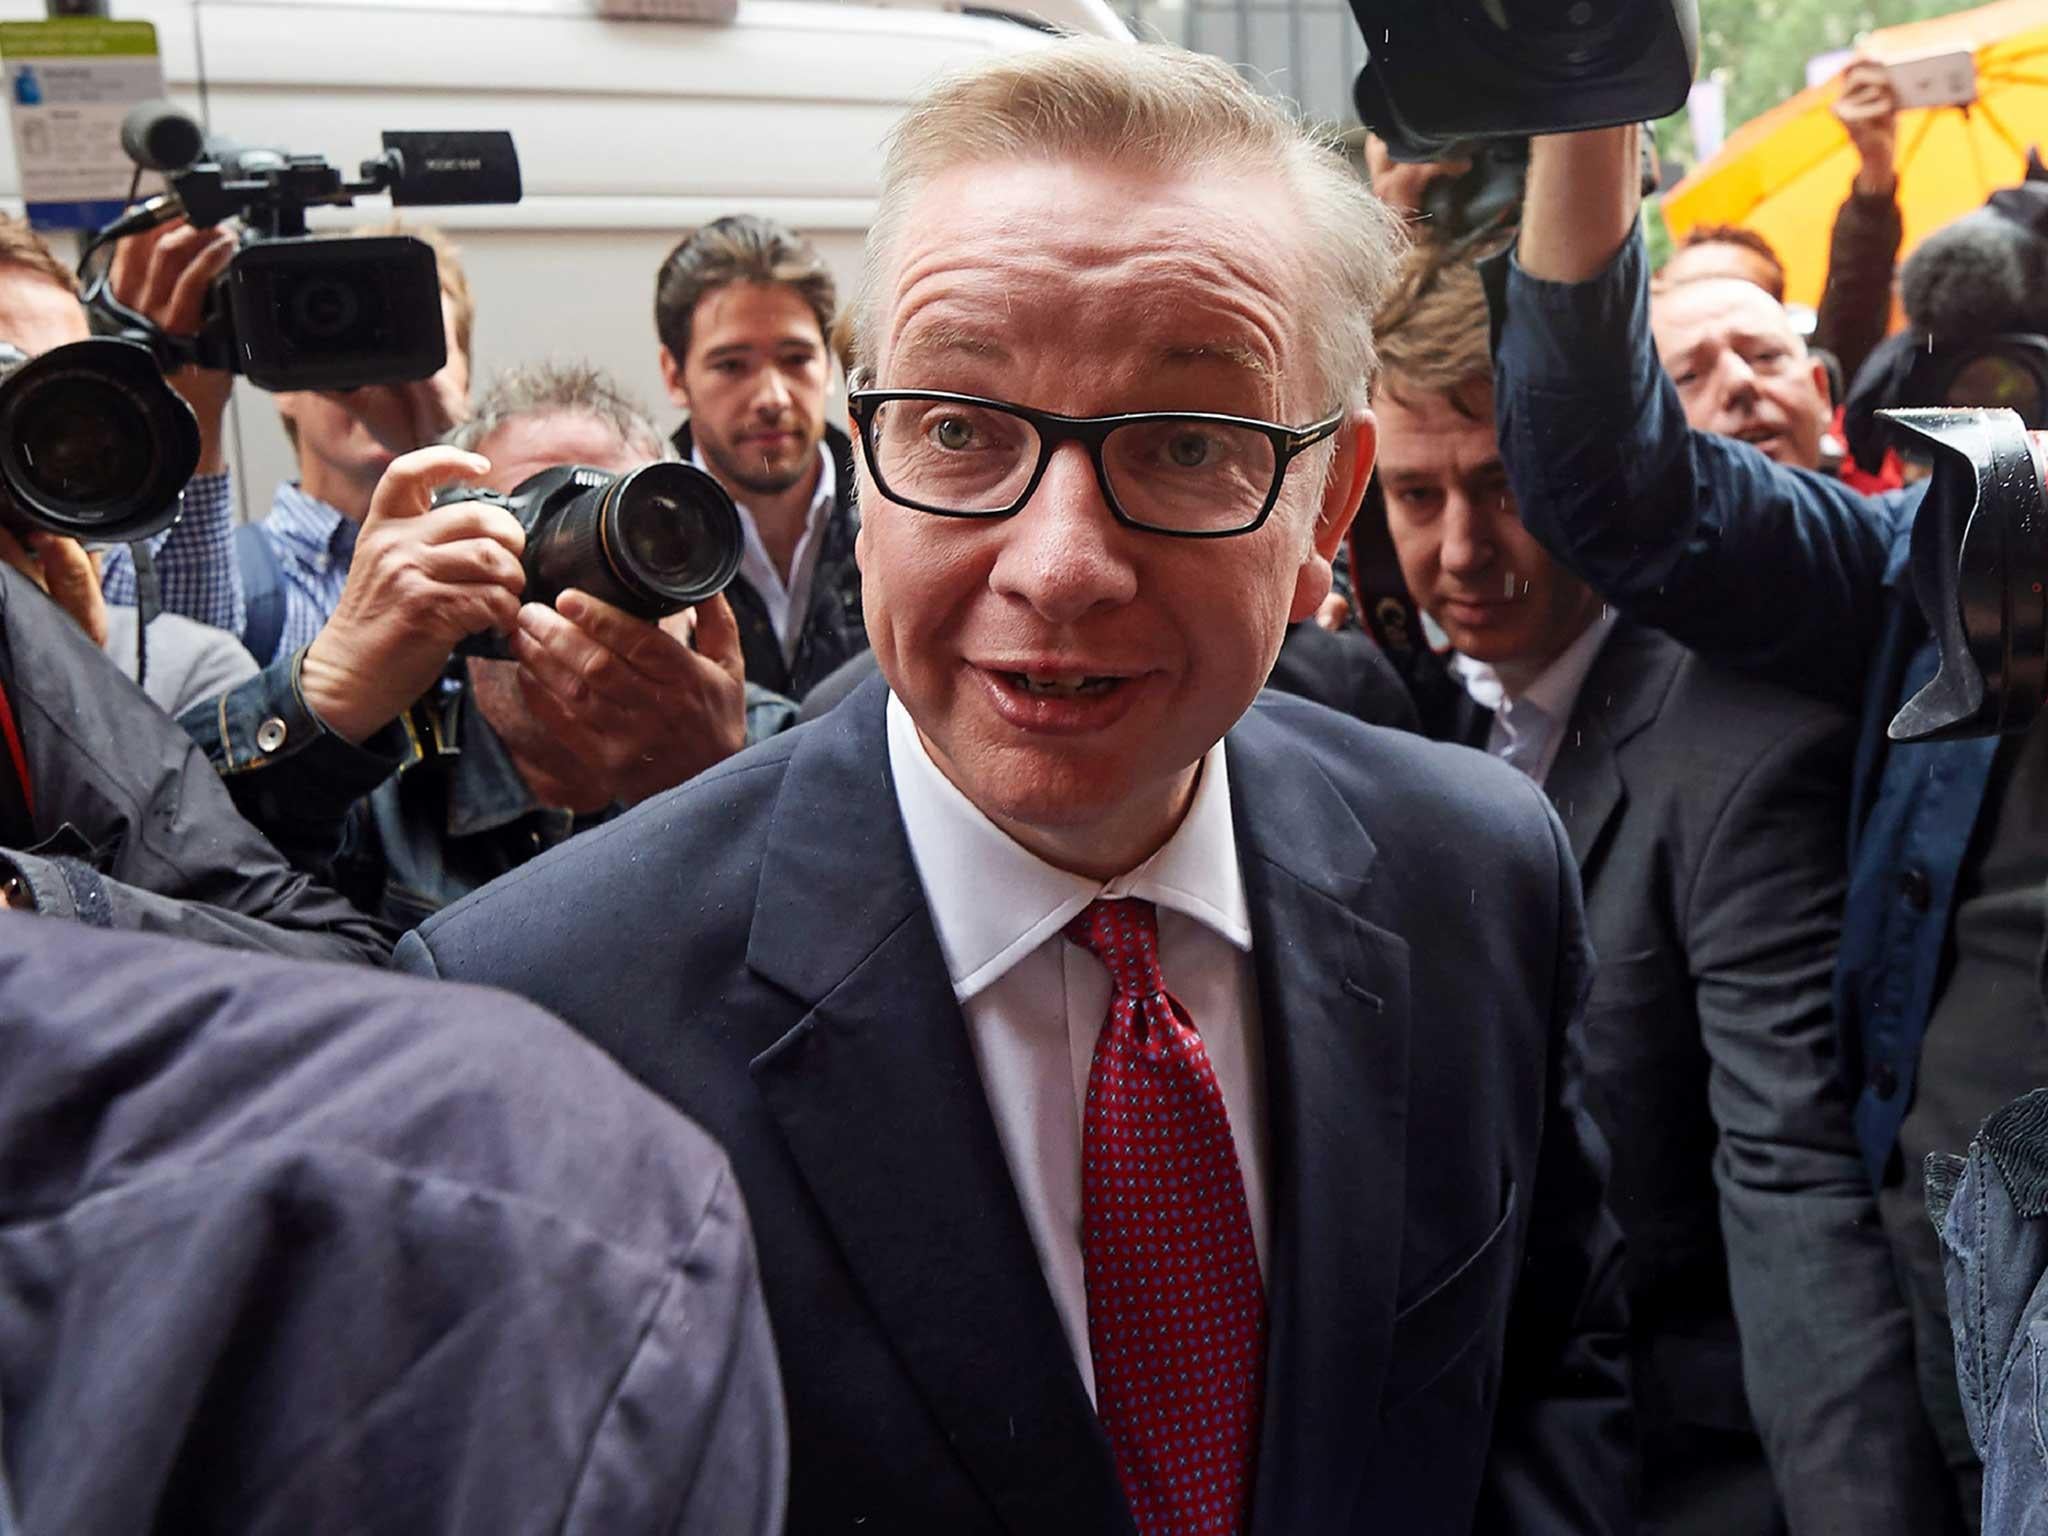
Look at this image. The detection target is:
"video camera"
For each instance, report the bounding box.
[438,463,745,659]
[1882,409,2048,743]
[83,101,521,393]
[1347,2,1698,241]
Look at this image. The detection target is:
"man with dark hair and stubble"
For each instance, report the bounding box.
[654,215,865,700]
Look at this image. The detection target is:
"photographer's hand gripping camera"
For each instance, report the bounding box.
[0,104,520,547]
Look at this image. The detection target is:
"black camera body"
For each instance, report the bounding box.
[207,231,446,393]
[0,337,198,544]
[439,462,745,659]
[85,110,521,394]
[1349,2,1699,158]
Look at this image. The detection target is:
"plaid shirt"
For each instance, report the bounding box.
[101,475,355,663]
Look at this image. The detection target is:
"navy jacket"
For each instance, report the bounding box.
[0,915,785,1534]
[1487,228,1987,1182]
[399,677,1633,1535]
[0,563,391,963]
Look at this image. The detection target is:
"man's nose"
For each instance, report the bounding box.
[753,368,792,415]
[1437,494,1494,578]
[988,441,1139,624]
[1716,351,1760,412]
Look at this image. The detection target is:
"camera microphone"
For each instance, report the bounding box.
[118,99,204,174]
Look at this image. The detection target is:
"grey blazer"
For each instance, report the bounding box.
[1544,621,1954,1535]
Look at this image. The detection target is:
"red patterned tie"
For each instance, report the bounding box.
[1065,897,1266,1536]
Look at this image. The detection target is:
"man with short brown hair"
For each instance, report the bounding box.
[653,214,863,699]
[1376,245,1956,1535]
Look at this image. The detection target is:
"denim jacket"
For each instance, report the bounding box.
[1486,228,1998,1181]
[1929,1089,2048,1533]
[182,650,797,928]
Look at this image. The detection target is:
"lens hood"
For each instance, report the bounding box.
[1884,407,2048,742]
[0,336,199,542]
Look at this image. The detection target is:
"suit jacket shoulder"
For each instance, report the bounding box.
[0,916,784,1536]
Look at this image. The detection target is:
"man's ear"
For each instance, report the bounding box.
[658,346,690,412]
[1809,355,1834,418]
[1289,409,1376,625]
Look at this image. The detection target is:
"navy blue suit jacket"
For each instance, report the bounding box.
[398,678,1632,1535]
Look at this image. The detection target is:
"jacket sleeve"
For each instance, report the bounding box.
[1812,188,1904,388]
[1487,226,1915,713]
[177,647,409,881]
[98,470,248,635]
[1,566,393,963]
[1478,784,1636,1535]
[1687,699,1961,1534]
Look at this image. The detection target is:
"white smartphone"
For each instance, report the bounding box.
[1886,50,1978,111]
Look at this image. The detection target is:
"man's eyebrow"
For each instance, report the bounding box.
[893,323,1012,366]
[703,338,815,362]
[1159,342,1271,376]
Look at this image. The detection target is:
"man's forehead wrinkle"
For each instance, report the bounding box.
[887,258,1290,387]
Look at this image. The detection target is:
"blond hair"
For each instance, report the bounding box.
[357,218,475,362]
[851,39,1405,411]
[1372,241,1500,417]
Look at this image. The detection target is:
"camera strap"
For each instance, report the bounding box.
[127,542,161,694]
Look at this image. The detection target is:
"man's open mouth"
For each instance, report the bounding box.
[1001,671,1124,697]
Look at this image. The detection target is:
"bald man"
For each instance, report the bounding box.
[1650,276,1832,472]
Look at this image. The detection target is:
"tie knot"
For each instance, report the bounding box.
[1064,898,1167,1001]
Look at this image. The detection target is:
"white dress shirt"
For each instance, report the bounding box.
[1450,611,1617,786]
[884,693,1269,1402]
[691,441,837,665]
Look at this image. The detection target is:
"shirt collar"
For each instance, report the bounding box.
[1451,609,1616,724]
[269,482,359,568]
[885,690,1251,1003]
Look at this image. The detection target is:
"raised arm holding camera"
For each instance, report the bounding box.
[1497,121,1998,1526]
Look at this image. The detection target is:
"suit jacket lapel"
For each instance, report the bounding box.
[745,680,1128,1536]
[1228,708,1414,1535]
[1544,622,1675,869]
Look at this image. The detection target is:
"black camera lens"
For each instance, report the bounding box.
[510,461,744,624]
[16,376,154,506]
[602,463,744,610]
[0,337,199,541]
[288,274,365,344]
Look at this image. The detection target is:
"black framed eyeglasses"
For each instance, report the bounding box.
[847,388,1344,538]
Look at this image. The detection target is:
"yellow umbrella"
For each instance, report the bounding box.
[1664,0,2048,310]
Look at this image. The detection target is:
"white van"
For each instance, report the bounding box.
[0,0,1131,510]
